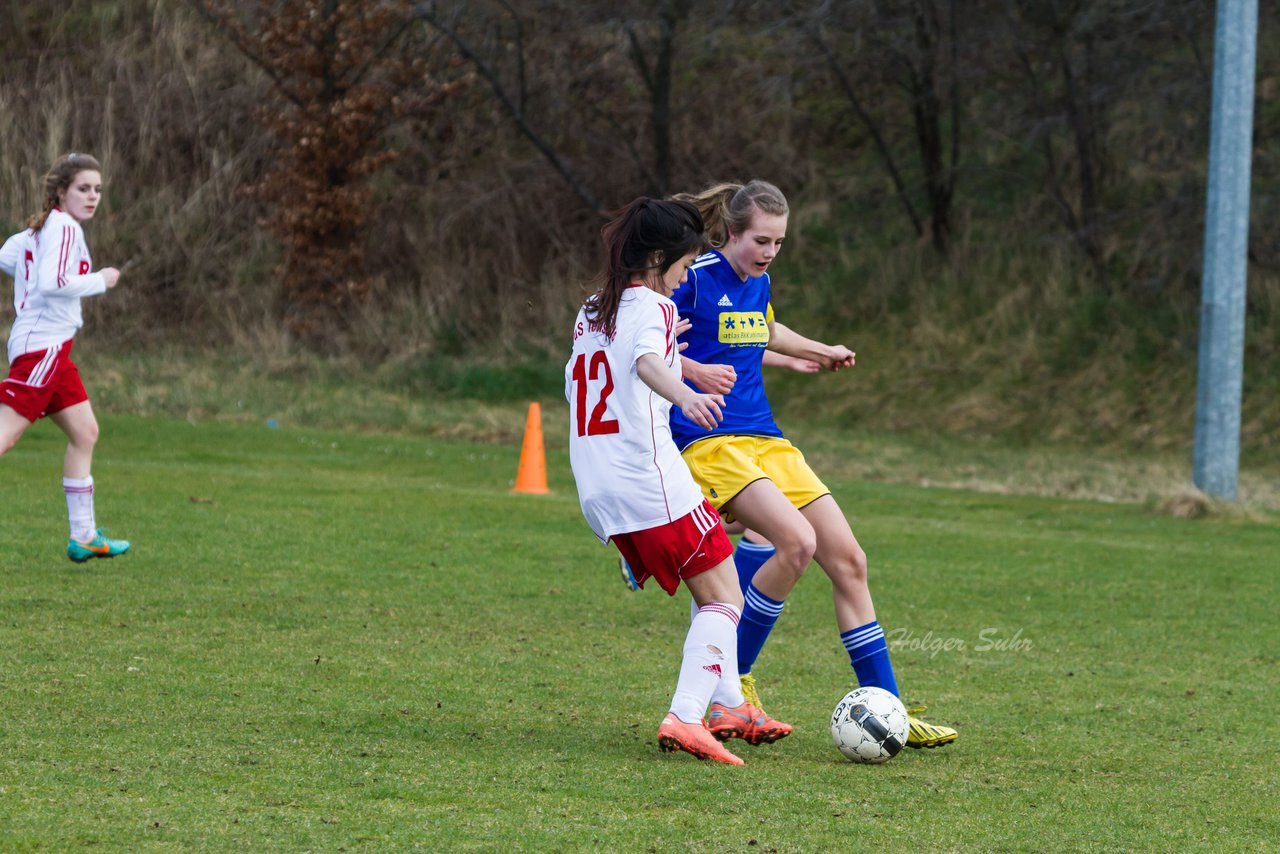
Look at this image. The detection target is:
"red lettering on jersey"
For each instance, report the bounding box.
[79,260,90,275]
[574,318,615,341]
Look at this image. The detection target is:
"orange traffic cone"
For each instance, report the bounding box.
[513,401,550,494]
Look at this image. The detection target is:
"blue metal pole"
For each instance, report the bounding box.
[1193,0,1258,502]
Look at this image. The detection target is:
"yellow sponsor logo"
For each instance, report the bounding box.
[718,311,769,345]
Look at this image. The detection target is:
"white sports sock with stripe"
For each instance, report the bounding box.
[669,602,745,723]
[64,476,96,542]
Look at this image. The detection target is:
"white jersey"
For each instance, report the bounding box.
[565,285,705,542]
[3,208,107,361]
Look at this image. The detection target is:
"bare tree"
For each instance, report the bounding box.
[190,0,457,342]
[1001,0,1230,284]
[1005,1,1110,276]
[623,0,693,196]
[413,0,606,212]
[807,0,961,256]
[413,0,699,211]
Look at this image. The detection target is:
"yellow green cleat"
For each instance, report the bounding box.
[905,705,958,749]
[739,672,764,710]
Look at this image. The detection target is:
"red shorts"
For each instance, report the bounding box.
[611,499,733,596]
[1,340,88,422]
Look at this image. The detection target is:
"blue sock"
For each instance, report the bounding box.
[733,538,775,592]
[842,621,899,697]
[738,583,784,674]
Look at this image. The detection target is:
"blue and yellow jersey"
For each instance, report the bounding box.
[669,250,782,449]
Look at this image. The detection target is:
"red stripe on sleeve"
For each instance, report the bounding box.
[663,303,676,359]
[57,226,73,288]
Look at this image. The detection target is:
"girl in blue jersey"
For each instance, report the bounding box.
[670,180,957,749]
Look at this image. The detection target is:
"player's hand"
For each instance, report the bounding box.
[692,362,736,395]
[823,345,856,371]
[682,357,736,395]
[102,267,121,289]
[678,391,724,430]
[675,317,692,352]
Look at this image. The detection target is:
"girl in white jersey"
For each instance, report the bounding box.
[0,153,130,563]
[566,197,790,764]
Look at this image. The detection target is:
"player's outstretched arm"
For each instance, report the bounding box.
[637,353,724,430]
[762,349,821,373]
[767,321,855,372]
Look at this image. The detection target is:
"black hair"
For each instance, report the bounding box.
[584,197,708,339]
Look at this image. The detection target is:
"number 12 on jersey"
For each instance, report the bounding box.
[570,351,621,437]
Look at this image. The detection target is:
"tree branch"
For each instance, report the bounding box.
[810,22,924,238]
[413,1,604,214]
[186,0,308,110]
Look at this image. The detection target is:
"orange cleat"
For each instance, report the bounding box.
[706,702,793,745]
[657,714,744,765]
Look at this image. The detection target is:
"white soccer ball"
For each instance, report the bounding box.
[830,686,910,764]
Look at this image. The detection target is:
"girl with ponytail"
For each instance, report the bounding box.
[0,153,131,563]
[668,180,959,751]
[565,196,791,765]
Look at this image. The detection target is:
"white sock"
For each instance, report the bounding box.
[669,602,744,723]
[64,476,96,542]
[708,664,746,709]
[688,598,750,709]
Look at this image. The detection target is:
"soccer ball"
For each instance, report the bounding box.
[830,686,909,764]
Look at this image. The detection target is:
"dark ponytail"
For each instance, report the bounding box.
[583,197,707,339]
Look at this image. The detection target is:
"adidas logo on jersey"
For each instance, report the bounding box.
[717,294,733,307]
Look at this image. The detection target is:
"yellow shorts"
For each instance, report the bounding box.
[680,435,830,523]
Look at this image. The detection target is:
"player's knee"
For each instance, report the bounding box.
[848,545,868,584]
[822,542,869,591]
[71,420,100,449]
[0,426,24,456]
[776,531,817,581]
[800,532,818,568]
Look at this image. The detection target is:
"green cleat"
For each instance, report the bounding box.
[905,705,958,749]
[67,529,131,563]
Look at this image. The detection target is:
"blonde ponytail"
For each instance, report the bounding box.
[675,180,789,248]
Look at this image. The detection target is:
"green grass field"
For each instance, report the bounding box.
[2,412,1277,851]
